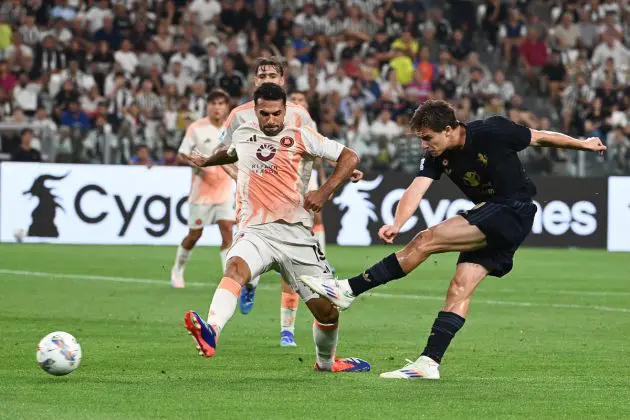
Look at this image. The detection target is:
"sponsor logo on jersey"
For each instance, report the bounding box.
[256,144,277,162]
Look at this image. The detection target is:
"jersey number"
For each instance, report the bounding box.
[311,243,326,261]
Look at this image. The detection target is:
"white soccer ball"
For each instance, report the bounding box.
[13,228,26,242]
[36,332,82,376]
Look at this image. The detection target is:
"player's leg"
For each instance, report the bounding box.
[184,233,271,357]
[171,227,203,288]
[301,215,486,309]
[216,219,234,271]
[380,262,488,380]
[279,223,369,372]
[280,280,299,347]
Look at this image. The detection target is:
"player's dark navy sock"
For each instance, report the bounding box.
[421,311,466,364]
[347,253,406,296]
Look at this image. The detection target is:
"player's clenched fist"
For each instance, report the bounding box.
[378,225,399,244]
[583,137,607,154]
[304,190,328,212]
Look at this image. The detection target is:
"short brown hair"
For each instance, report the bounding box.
[207,88,230,102]
[254,57,285,77]
[409,100,458,132]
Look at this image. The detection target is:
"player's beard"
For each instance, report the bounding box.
[262,124,284,137]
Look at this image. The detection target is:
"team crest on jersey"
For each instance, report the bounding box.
[256,144,277,162]
[477,153,488,166]
[463,171,481,187]
[442,159,448,166]
[280,136,294,148]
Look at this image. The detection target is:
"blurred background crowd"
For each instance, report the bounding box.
[0,0,628,176]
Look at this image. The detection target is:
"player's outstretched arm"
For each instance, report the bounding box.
[181,146,238,168]
[304,147,359,212]
[379,176,433,244]
[529,129,607,153]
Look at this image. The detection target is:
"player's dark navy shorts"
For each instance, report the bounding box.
[458,199,537,277]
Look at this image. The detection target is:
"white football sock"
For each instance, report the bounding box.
[174,246,191,271]
[280,292,299,333]
[219,249,228,272]
[207,277,241,333]
[313,321,338,370]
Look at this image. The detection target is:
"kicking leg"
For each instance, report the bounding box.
[280,281,299,347]
[171,228,203,288]
[301,215,486,309]
[184,256,251,357]
[380,263,487,379]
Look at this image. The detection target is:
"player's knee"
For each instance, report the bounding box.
[407,228,441,256]
[224,256,251,286]
[311,301,339,325]
[188,229,203,242]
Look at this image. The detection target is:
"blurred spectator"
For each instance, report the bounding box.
[83,114,117,164]
[12,128,41,162]
[128,144,153,167]
[520,27,549,88]
[215,57,245,100]
[159,146,178,166]
[486,69,515,103]
[60,100,90,131]
[12,71,39,117]
[591,31,630,70]
[500,8,527,67]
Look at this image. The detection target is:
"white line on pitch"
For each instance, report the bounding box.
[1,269,629,314]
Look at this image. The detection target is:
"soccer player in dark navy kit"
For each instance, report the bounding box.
[301,100,607,380]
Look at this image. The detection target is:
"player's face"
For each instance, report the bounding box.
[289,93,307,109]
[255,65,284,88]
[256,99,286,136]
[417,126,453,156]
[207,97,229,121]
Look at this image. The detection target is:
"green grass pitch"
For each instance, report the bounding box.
[1,244,629,419]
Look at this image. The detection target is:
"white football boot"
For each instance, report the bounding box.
[299,276,356,310]
[379,356,441,380]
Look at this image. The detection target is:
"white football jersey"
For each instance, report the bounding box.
[230,122,344,229]
[178,118,232,205]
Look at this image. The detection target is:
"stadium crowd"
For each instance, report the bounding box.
[0,0,628,175]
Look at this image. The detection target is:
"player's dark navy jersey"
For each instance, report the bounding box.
[417,116,536,203]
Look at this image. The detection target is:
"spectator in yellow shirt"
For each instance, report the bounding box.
[391,29,419,58]
[389,47,414,86]
[0,17,12,52]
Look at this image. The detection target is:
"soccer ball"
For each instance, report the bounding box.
[13,228,26,242]
[36,332,82,376]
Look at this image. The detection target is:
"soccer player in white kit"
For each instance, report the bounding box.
[181,83,370,372]
[170,89,234,288]
[219,58,318,347]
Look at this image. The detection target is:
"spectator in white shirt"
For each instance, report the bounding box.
[485,69,515,103]
[114,39,139,75]
[138,40,166,75]
[5,33,34,70]
[591,31,630,70]
[169,40,201,78]
[163,61,193,95]
[13,71,40,117]
[323,67,353,97]
[83,0,113,34]
[370,109,404,141]
[188,0,221,24]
